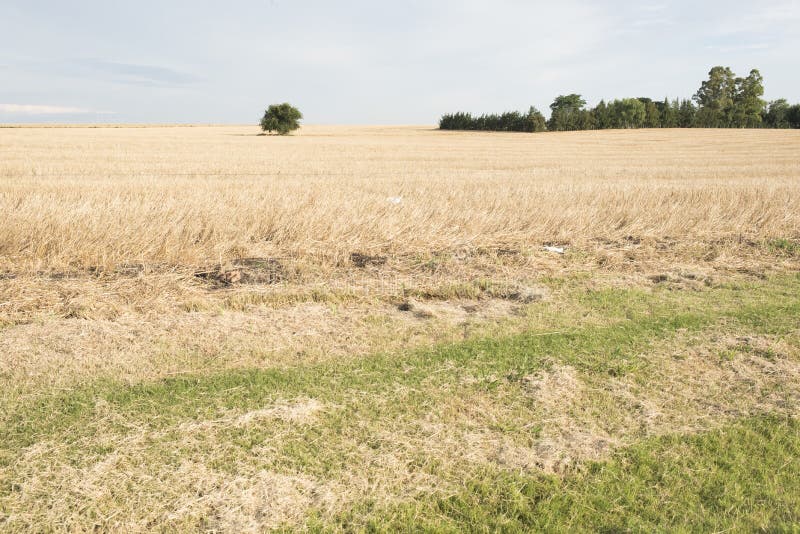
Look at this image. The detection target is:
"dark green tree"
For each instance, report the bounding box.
[575,109,596,130]
[732,69,765,128]
[763,99,791,128]
[677,99,697,127]
[439,112,474,130]
[788,104,800,129]
[693,66,736,127]
[524,106,548,132]
[608,98,646,128]
[260,103,303,135]
[639,98,661,128]
[593,100,612,129]
[657,98,678,128]
[548,94,587,131]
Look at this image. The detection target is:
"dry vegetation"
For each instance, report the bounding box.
[2,125,799,273]
[2,125,798,323]
[1,125,799,531]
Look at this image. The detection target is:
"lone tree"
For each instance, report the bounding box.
[260,103,302,135]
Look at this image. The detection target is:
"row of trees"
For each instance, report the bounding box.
[545,95,700,130]
[438,108,547,132]
[440,67,800,132]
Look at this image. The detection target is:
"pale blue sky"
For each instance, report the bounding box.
[1,0,798,124]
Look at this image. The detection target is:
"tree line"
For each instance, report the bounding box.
[439,67,800,132]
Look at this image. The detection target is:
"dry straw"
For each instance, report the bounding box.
[2,125,798,274]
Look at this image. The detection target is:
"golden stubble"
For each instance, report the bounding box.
[1,125,798,274]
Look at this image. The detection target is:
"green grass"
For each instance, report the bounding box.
[313,416,800,532]
[1,273,799,530]
[5,285,795,452]
[3,274,800,455]
[769,238,800,257]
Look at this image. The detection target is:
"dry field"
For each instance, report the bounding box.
[1,125,800,531]
[2,125,799,273]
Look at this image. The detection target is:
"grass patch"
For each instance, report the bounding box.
[769,238,800,256]
[0,311,715,454]
[1,274,799,530]
[315,415,800,532]
[3,275,799,454]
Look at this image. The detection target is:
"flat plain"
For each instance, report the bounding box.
[1,125,799,531]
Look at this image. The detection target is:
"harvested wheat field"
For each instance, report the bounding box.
[1,125,800,531]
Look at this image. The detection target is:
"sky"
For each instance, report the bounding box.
[1,0,798,124]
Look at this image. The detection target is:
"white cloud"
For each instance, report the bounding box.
[0,103,104,114]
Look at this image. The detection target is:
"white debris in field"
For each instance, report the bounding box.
[387,196,402,205]
[544,246,565,254]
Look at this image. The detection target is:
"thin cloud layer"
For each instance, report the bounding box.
[73,59,199,87]
[0,0,797,123]
[0,104,95,115]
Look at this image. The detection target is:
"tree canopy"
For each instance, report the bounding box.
[548,94,588,131]
[439,66,796,133]
[692,67,765,128]
[438,107,546,132]
[693,66,736,127]
[260,103,303,135]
